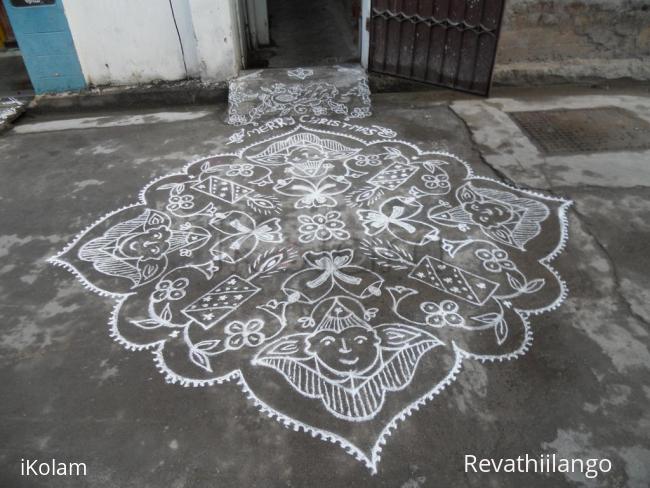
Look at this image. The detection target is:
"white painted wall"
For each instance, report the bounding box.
[62,0,241,86]
[170,0,201,78]
[188,0,241,81]
[62,0,186,85]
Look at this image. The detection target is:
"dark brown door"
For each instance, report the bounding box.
[368,0,505,95]
[0,0,16,46]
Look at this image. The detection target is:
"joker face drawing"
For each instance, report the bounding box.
[305,308,382,377]
[254,298,441,421]
[463,200,513,228]
[286,146,328,166]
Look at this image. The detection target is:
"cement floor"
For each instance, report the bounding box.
[1,84,649,487]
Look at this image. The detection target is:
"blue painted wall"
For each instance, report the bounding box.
[3,0,85,93]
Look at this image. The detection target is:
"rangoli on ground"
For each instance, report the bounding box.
[50,70,571,474]
[227,65,372,126]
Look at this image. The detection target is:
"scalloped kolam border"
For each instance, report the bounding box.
[48,123,573,473]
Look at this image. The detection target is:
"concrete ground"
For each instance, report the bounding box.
[1,83,649,487]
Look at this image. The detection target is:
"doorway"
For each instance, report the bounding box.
[250,0,361,68]
[0,0,33,98]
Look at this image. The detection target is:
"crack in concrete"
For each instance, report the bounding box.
[555,184,650,191]
[475,151,518,187]
[571,203,650,330]
[449,104,556,191]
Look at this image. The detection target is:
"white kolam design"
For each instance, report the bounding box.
[228,66,372,126]
[287,68,314,80]
[50,123,571,473]
[1,96,27,126]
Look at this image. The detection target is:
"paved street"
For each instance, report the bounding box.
[1,82,649,487]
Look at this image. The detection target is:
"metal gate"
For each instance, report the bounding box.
[368,0,505,95]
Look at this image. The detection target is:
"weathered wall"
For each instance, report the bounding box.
[62,0,240,87]
[57,0,649,88]
[495,0,650,83]
[189,0,242,81]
